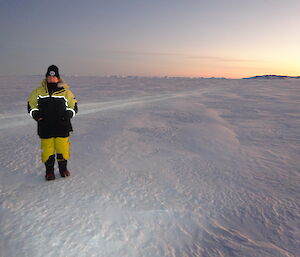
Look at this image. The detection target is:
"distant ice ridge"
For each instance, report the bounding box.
[244,74,300,79]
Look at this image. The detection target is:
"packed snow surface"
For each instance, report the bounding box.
[0,76,299,257]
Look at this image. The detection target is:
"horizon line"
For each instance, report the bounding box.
[0,73,299,80]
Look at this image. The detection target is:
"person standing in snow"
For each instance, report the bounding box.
[27,65,78,180]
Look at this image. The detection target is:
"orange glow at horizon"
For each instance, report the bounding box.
[164,54,300,79]
[102,48,300,79]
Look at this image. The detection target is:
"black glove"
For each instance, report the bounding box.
[61,110,74,121]
[32,110,43,121]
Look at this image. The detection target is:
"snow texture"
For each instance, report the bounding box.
[0,76,299,257]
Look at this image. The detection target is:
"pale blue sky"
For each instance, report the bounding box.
[1,0,299,78]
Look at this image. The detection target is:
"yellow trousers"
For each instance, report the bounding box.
[41,137,70,163]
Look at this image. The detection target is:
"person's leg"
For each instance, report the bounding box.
[41,138,56,180]
[55,137,71,177]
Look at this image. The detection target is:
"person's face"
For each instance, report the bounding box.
[47,76,59,83]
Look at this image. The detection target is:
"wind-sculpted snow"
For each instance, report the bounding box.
[0,76,299,257]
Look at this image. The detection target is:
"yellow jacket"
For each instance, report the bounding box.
[28,79,77,117]
[27,79,78,138]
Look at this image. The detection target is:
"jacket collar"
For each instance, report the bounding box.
[40,79,69,90]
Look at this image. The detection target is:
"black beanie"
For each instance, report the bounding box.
[46,65,60,78]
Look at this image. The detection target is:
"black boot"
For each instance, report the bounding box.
[45,155,55,180]
[57,154,70,177]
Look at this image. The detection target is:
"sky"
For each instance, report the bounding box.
[0,0,299,78]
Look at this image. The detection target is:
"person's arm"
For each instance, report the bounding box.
[62,90,78,120]
[27,89,42,121]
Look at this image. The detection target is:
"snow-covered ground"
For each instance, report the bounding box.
[0,76,299,257]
